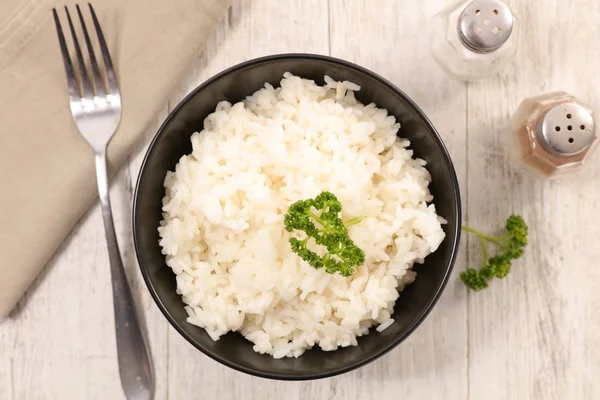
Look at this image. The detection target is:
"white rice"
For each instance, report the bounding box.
[158,72,446,358]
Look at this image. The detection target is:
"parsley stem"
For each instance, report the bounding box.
[479,236,488,263]
[307,210,325,226]
[344,216,365,227]
[462,226,508,247]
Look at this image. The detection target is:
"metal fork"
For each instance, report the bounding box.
[52,4,154,399]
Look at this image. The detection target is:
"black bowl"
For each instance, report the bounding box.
[133,54,461,380]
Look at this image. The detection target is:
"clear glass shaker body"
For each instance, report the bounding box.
[508,92,598,180]
[431,0,519,81]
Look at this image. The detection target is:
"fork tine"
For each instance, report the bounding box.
[52,8,80,100]
[64,6,94,99]
[76,4,105,95]
[88,3,119,94]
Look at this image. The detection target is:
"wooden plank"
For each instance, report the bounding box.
[9,357,121,400]
[0,359,11,400]
[152,0,470,398]
[122,108,173,400]
[156,0,330,399]
[123,0,467,398]
[466,0,600,399]
[324,0,469,399]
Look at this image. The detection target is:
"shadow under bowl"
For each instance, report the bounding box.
[133,53,461,380]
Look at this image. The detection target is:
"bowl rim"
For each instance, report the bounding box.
[133,52,462,381]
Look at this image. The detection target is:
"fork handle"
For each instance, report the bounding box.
[95,152,154,400]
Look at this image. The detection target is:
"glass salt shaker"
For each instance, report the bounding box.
[508,92,598,180]
[431,0,518,81]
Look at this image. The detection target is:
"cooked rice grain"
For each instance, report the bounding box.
[158,73,445,358]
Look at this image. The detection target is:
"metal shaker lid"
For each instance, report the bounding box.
[537,103,596,156]
[458,0,514,54]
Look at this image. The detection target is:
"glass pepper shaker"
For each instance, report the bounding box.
[508,92,597,180]
[431,0,518,81]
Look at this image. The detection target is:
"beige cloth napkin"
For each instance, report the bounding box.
[0,0,231,318]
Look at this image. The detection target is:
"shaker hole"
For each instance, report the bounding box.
[475,26,482,33]
[567,113,572,119]
[484,19,491,25]
[492,27,500,34]
[581,125,586,130]
[555,126,561,132]
[569,138,574,143]
[493,9,499,15]
[567,125,573,131]
[475,9,481,15]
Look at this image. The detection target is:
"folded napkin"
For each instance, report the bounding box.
[0,0,231,318]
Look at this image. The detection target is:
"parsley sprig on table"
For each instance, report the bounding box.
[284,192,365,277]
[461,215,528,291]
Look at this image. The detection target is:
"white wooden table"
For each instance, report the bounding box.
[2,0,600,398]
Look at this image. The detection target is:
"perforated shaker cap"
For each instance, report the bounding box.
[537,103,596,156]
[458,0,514,54]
